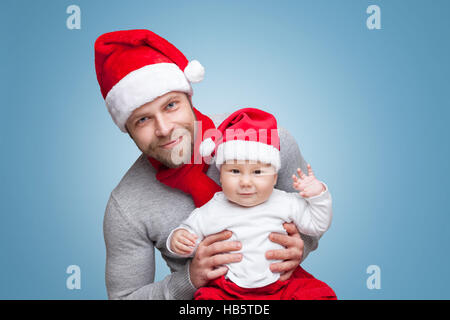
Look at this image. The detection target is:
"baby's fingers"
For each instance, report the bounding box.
[175,242,194,255]
[307,164,315,177]
[179,230,197,245]
[185,232,198,244]
[180,236,196,247]
[297,168,307,180]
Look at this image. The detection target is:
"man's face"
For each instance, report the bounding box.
[126,91,196,168]
[220,160,278,207]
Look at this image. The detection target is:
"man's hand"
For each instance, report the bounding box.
[189,230,242,289]
[266,222,304,281]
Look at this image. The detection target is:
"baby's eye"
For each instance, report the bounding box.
[231,169,240,174]
[253,169,262,175]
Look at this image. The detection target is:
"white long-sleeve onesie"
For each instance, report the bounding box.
[167,187,332,288]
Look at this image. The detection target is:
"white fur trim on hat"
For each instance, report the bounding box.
[215,140,281,171]
[184,60,205,83]
[105,63,193,132]
[199,137,216,157]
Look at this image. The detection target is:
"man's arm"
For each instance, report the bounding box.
[276,126,320,262]
[103,194,197,300]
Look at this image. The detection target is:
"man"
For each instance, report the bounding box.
[95,29,319,300]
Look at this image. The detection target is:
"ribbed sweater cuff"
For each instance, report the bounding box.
[168,261,197,300]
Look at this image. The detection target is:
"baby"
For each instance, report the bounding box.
[166,108,335,300]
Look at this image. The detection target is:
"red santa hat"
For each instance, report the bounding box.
[94,29,204,132]
[199,108,281,171]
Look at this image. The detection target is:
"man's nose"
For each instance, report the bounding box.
[154,114,173,137]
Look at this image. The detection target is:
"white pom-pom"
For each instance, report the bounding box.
[199,137,215,157]
[184,60,205,83]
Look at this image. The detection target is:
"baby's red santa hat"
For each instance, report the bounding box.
[200,108,281,171]
[94,29,204,132]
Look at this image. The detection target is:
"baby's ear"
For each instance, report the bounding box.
[273,173,278,186]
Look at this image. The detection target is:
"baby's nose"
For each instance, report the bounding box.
[239,175,253,186]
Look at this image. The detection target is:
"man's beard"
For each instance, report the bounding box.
[145,126,194,168]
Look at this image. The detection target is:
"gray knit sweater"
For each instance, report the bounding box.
[103,114,319,300]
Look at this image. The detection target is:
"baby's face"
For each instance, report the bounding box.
[220,160,278,207]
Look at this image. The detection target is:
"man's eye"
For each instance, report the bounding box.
[137,117,149,124]
[166,102,176,109]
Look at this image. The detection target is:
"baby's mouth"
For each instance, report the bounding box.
[238,192,256,196]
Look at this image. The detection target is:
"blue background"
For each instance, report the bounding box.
[1,0,449,299]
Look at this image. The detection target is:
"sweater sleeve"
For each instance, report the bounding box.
[289,186,333,237]
[276,126,320,262]
[103,194,197,300]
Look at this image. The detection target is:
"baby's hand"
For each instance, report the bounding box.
[292,164,326,198]
[170,229,198,255]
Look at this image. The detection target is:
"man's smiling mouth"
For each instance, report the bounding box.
[160,136,183,149]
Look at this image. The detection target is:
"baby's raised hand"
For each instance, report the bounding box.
[170,229,198,255]
[292,164,326,198]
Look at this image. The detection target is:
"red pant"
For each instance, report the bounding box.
[194,266,337,300]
